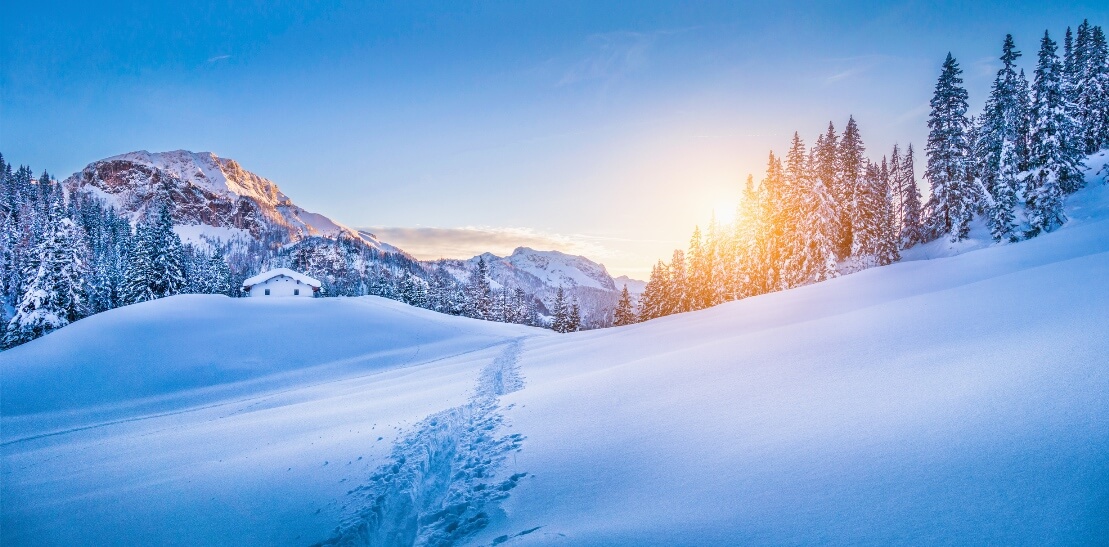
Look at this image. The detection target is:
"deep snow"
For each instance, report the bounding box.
[3,178,1109,545]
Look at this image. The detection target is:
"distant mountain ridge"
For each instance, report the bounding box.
[432,247,638,327]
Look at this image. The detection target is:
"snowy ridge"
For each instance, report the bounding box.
[63,150,405,254]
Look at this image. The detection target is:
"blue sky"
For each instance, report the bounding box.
[3,1,1105,276]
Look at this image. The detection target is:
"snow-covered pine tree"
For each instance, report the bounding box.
[121,218,157,304]
[686,226,712,310]
[899,144,926,248]
[978,34,1028,242]
[779,132,809,289]
[637,261,667,321]
[795,147,839,283]
[1074,22,1109,154]
[851,162,885,267]
[889,145,904,229]
[758,153,786,292]
[568,299,582,332]
[838,116,866,258]
[613,284,636,326]
[925,53,978,241]
[1083,25,1108,154]
[4,201,89,348]
[207,247,233,295]
[465,256,494,320]
[551,286,569,333]
[148,201,187,298]
[729,175,762,300]
[1026,30,1084,236]
[666,249,687,315]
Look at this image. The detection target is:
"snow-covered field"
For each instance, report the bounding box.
[4,181,1109,545]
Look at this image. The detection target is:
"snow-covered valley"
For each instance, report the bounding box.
[3,182,1109,545]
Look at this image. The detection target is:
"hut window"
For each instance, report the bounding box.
[264,289,270,296]
[294,289,300,295]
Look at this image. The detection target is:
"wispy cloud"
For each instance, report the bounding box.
[893,101,931,124]
[206,54,232,64]
[558,31,654,86]
[970,55,1000,79]
[822,54,893,85]
[359,226,612,261]
[554,27,698,87]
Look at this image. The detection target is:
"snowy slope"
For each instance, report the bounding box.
[62,150,404,254]
[4,181,1109,544]
[1,295,545,545]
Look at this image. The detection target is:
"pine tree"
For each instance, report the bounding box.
[794,147,839,283]
[899,144,926,247]
[637,261,668,321]
[686,226,711,309]
[978,35,1028,242]
[466,256,494,319]
[925,53,978,241]
[729,175,762,300]
[1075,23,1109,154]
[838,117,866,258]
[4,202,89,347]
[207,247,233,295]
[1026,31,1083,235]
[149,202,187,298]
[613,284,636,326]
[779,132,809,288]
[852,162,897,267]
[550,286,569,333]
[666,249,687,314]
[568,299,582,332]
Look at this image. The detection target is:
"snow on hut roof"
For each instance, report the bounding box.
[242,268,322,289]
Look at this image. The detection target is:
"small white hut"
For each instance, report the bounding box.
[242,268,321,297]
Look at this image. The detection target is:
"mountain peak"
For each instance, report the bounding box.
[63,150,402,254]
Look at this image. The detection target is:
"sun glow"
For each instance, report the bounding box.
[711,200,738,226]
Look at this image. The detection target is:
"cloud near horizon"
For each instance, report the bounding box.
[361,225,608,261]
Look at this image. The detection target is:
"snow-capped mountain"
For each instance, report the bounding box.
[62,150,401,253]
[432,247,631,327]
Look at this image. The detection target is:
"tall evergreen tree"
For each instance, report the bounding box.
[149,202,187,298]
[1026,31,1084,235]
[4,202,89,347]
[978,35,1028,242]
[899,144,926,248]
[637,261,668,321]
[550,286,569,333]
[925,53,978,241]
[794,147,839,283]
[837,116,866,258]
[613,284,636,326]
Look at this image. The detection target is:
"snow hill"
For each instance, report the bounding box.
[433,247,626,327]
[4,178,1109,544]
[63,150,402,254]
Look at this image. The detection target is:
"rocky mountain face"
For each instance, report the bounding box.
[62,150,399,253]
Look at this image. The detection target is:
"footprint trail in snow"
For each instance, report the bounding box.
[315,339,529,547]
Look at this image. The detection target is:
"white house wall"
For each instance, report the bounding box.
[248,275,316,297]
